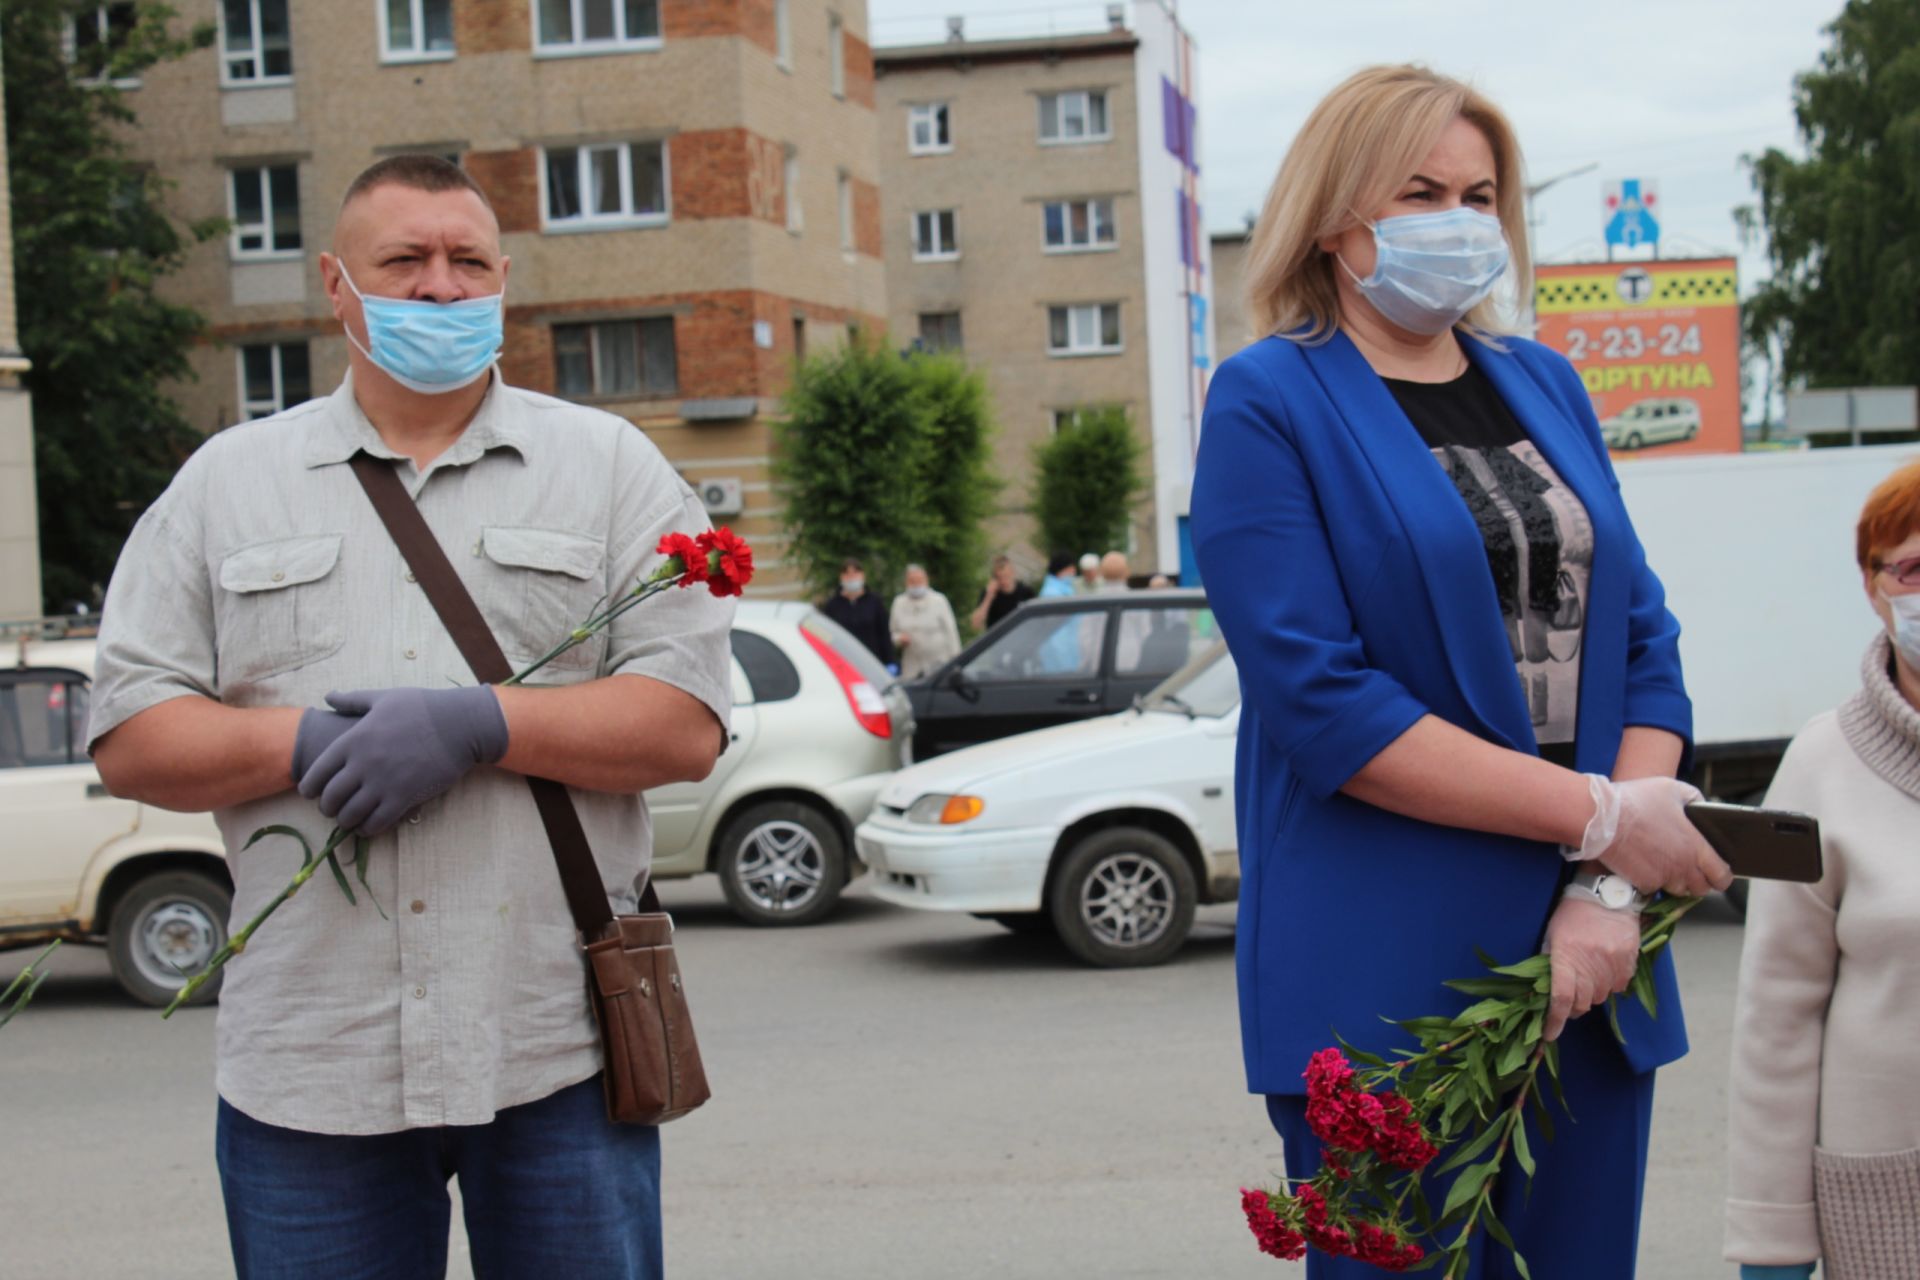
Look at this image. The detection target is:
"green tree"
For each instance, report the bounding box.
[1029,407,1146,561]
[904,351,999,619]
[4,0,218,612]
[1737,0,1920,390]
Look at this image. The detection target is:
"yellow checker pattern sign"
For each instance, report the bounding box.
[1535,265,1738,315]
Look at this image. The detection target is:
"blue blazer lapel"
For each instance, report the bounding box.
[1296,332,1535,750]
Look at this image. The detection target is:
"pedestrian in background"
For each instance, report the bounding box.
[822,558,895,669]
[1040,553,1080,599]
[1723,459,1920,1280]
[1192,65,1729,1279]
[1097,551,1132,593]
[971,554,1037,632]
[1077,552,1102,593]
[891,564,962,680]
[1148,573,1174,589]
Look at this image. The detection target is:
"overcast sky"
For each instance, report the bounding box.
[868,0,1843,286]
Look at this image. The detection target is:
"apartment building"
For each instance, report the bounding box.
[873,0,1208,578]
[97,0,885,592]
[0,44,40,620]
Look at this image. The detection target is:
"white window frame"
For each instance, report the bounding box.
[907,103,951,155]
[66,4,143,88]
[828,12,845,98]
[917,311,962,352]
[532,0,663,58]
[1043,197,1117,253]
[1047,303,1123,357]
[228,165,302,260]
[552,317,678,399]
[774,0,792,69]
[1037,89,1111,145]
[837,172,854,253]
[378,0,456,62]
[237,341,310,419]
[784,150,803,234]
[539,141,671,233]
[911,210,958,262]
[219,0,294,86]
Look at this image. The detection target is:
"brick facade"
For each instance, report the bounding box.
[455,0,531,54]
[664,0,780,55]
[671,129,788,226]
[843,31,875,109]
[851,176,882,258]
[463,149,541,234]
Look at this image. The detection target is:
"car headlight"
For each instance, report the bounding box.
[905,794,986,825]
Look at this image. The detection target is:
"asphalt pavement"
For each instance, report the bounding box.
[0,882,1746,1279]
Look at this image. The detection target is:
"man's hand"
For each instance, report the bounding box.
[291,709,358,784]
[1542,896,1641,1042]
[296,686,508,835]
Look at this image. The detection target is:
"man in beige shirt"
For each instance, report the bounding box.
[889,563,962,679]
[88,156,730,1279]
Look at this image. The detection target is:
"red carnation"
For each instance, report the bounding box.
[1352,1221,1424,1271]
[698,527,754,598]
[655,533,708,588]
[1293,1184,1354,1258]
[1239,1188,1306,1261]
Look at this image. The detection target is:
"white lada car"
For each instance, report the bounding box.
[856,642,1240,967]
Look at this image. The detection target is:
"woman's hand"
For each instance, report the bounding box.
[1542,896,1640,1041]
[1577,774,1733,897]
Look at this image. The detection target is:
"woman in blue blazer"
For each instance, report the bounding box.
[1192,67,1733,1277]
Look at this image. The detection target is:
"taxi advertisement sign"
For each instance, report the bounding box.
[1532,257,1741,458]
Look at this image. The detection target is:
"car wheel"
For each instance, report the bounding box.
[716,801,846,927]
[972,912,1053,936]
[107,870,231,1008]
[1049,827,1197,968]
[1625,431,1644,450]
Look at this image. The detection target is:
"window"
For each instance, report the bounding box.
[239,342,312,419]
[828,13,845,96]
[383,0,454,59]
[1038,90,1110,144]
[837,173,853,252]
[537,0,660,51]
[544,142,668,229]
[1048,304,1122,356]
[1114,607,1212,679]
[962,611,1108,682]
[70,4,138,82]
[553,318,678,398]
[221,0,293,83]
[917,312,962,352]
[908,103,951,154]
[1044,198,1116,251]
[912,210,957,260]
[0,675,91,769]
[229,165,302,257]
[784,151,802,232]
[774,0,792,68]
[1051,405,1120,434]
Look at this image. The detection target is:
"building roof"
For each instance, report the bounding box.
[874,29,1139,74]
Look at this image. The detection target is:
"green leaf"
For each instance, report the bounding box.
[1443,977,1532,1000]
[1488,954,1552,980]
[1454,997,1515,1026]
[325,850,357,906]
[353,837,388,920]
[1631,958,1659,1018]
[1531,1087,1557,1143]
[1480,1199,1516,1250]
[1433,1113,1506,1175]
[1605,994,1626,1045]
[1512,1111,1537,1178]
[1440,1158,1497,1221]
[1495,1033,1532,1078]
[1332,1031,1387,1067]
[243,824,315,862]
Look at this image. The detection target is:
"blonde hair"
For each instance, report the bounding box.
[1245,65,1532,344]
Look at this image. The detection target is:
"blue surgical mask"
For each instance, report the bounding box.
[339,264,503,395]
[1884,589,1920,668]
[1338,207,1511,336]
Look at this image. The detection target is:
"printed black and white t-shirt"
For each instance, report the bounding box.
[1386,365,1593,766]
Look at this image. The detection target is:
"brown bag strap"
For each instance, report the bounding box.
[348,453,659,935]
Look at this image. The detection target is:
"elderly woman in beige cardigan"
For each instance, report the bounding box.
[1724,459,1920,1280]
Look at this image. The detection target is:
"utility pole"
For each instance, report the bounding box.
[1521,162,1598,331]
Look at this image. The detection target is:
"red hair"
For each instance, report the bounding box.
[1857,459,1920,570]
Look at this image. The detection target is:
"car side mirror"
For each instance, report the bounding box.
[947,666,979,702]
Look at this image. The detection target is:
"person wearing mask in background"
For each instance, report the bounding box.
[1077,552,1102,594]
[1097,551,1132,593]
[822,558,895,669]
[1191,65,1730,1278]
[891,564,962,680]
[1040,553,1079,600]
[971,554,1037,633]
[1723,459,1920,1280]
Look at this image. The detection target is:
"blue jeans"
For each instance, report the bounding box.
[216,1075,661,1280]
[1266,1013,1655,1279]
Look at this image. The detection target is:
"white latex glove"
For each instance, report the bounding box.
[1572,774,1734,898]
[1542,895,1641,1042]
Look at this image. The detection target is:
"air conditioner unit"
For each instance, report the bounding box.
[699,477,745,516]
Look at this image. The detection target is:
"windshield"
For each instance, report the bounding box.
[1140,639,1238,717]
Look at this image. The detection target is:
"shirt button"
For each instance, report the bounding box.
[413,986,426,999]
[404,570,417,584]
[404,648,417,660]
[271,571,285,583]
[410,899,426,914]
[407,811,422,824]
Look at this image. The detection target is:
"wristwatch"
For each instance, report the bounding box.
[1564,870,1649,913]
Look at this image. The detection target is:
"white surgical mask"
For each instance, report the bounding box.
[841,576,865,595]
[907,585,929,599]
[1338,207,1511,336]
[1883,589,1920,668]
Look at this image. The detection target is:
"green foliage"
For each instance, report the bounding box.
[1030,407,1145,561]
[3,0,220,611]
[773,338,999,603]
[1737,0,1920,389]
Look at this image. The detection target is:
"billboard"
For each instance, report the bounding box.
[1532,257,1742,458]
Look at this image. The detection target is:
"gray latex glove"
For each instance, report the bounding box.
[291,709,359,784]
[296,686,509,836]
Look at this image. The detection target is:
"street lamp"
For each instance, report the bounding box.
[1521,162,1597,333]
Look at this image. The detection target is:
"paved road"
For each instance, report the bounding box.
[0,883,1745,1279]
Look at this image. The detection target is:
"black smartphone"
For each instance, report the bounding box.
[1685,802,1824,883]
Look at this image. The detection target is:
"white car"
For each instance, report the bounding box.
[856,642,1240,967]
[1600,397,1701,450]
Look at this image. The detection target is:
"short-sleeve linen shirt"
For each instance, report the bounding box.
[88,374,735,1135]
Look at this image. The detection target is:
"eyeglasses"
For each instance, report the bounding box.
[1876,554,1920,587]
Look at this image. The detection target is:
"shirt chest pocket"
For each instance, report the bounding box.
[477,526,606,674]
[216,534,347,688]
